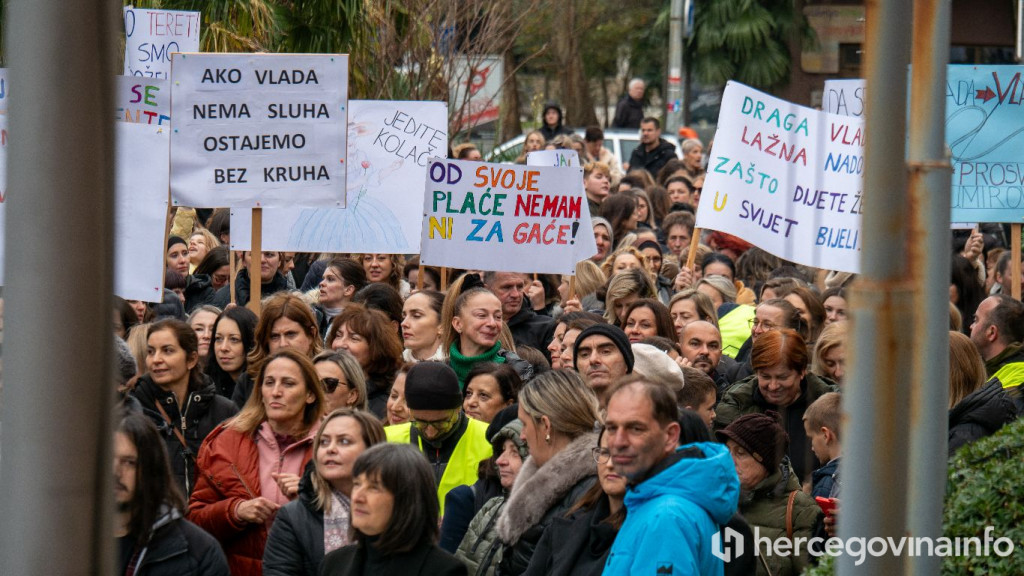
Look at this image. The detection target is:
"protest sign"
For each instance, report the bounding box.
[0,68,8,114]
[419,158,595,274]
[115,123,169,302]
[947,65,1024,223]
[450,55,503,133]
[0,117,6,283]
[695,81,864,273]
[116,76,170,126]
[527,149,582,167]
[123,7,200,79]
[823,79,865,117]
[170,53,348,208]
[231,100,446,253]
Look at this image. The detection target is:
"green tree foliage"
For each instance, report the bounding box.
[688,0,810,90]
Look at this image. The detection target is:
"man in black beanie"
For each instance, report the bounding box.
[383,362,493,516]
[573,324,635,407]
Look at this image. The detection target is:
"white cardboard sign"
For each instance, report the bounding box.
[170,53,348,208]
[115,76,170,126]
[123,7,201,79]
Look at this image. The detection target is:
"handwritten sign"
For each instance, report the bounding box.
[527,149,581,167]
[450,56,503,132]
[0,68,8,114]
[419,159,596,274]
[230,100,447,252]
[947,65,1024,223]
[115,76,170,126]
[123,7,200,79]
[170,53,348,208]
[696,81,864,273]
[115,123,170,301]
[823,79,865,118]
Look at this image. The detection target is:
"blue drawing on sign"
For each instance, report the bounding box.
[287,119,410,251]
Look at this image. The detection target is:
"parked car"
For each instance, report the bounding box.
[485,128,682,165]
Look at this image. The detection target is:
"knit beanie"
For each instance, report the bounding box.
[167,235,186,250]
[113,336,137,386]
[699,274,738,303]
[631,343,683,387]
[404,362,463,411]
[716,411,789,472]
[489,418,529,460]
[573,324,634,373]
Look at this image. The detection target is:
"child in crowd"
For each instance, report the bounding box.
[676,366,718,430]
[804,392,842,499]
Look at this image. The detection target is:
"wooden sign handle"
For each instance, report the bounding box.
[248,208,263,315]
[685,228,701,271]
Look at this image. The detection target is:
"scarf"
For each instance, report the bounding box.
[323,490,352,554]
[448,341,504,389]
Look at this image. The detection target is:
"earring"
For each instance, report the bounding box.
[545,434,551,444]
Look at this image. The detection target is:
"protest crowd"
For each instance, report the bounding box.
[94,62,1024,575]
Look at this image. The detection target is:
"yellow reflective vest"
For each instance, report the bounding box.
[385,418,493,516]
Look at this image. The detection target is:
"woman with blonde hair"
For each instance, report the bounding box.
[812,321,847,385]
[313,350,369,412]
[603,269,657,326]
[599,246,648,280]
[558,260,607,315]
[189,348,328,576]
[495,370,601,575]
[948,331,1016,455]
[358,253,410,298]
[188,228,222,272]
[263,408,386,576]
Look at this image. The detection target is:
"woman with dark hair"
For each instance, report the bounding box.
[189,349,327,576]
[442,286,534,388]
[599,194,638,251]
[494,370,600,576]
[403,256,441,292]
[521,425,626,576]
[313,350,369,412]
[327,303,403,418]
[263,408,386,576]
[166,236,191,277]
[319,443,468,576]
[358,253,410,298]
[386,363,413,426]
[231,293,324,408]
[715,329,838,481]
[315,257,368,339]
[622,299,675,344]
[353,283,404,328]
[463,363,521,423]
[947,331,1016,455]
[205,306,259,399]
[950,254,984,335]
[194,245,231,292]
[132,319,238,496]
[777,285,826,346]
[114,296,138,340]
[402,290,445,362]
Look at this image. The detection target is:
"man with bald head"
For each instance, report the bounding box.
[678,320,732,396]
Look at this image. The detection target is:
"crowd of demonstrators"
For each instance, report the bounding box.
[105,113,1024,576]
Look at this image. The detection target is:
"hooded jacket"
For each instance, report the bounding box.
[132,374,239,497]
[539,103,571,142]
[122,506,229,576]
[739,461,821,576]
[495,432,598,576]
[948,379,1018,456]
[603,442,740,576]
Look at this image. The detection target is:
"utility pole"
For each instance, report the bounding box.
[665,0,685,135]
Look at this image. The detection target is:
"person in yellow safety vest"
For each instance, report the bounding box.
[384,362,492,516]
[970,295,1024,412]
[696,275,755,359]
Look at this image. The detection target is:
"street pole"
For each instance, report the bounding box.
[666,0,684,135]
[838,0,914,573]
[0,1,117,574]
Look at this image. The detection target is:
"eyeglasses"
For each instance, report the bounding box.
[748,318,777,331]
[412,413,456,431]
[321,377,342,394]
[592,447,611,464]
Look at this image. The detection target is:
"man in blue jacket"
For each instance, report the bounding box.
[603,377,740,576]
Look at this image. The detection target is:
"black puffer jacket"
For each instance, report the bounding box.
[183,274,218,314]
[211,268,289,309]
[263,463,325,576]
[132,374,239,496]
[948,379,1018,456]
[124,507,229,576]
[521,496,617,576]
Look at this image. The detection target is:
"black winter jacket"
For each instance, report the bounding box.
[320,538,467,576]
[627,138,677,177]
[211,268,289,309]
[507,306,556,363]
[948,379,1018,456]
[264,463,325,576]
[521,496,617,576]
[123,506,229,576]
[132,374,239,496]
[183,274,218,314]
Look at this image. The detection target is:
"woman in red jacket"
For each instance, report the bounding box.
[188,348,327,576]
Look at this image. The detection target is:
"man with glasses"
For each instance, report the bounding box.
[602,376,740,575]
[383,362,492,515]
